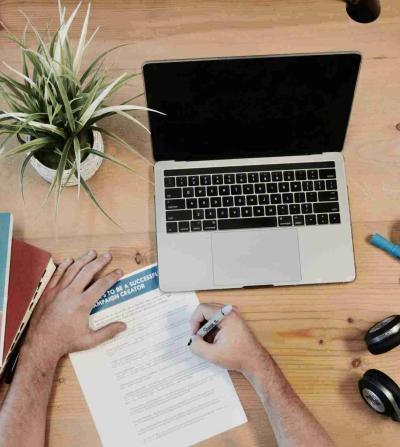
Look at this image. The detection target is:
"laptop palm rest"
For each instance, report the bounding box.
[211,229,302,287]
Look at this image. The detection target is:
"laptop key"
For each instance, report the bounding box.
[164,177,175,187]
[267,183,278,193]
[260,172,271,182]
[241,207,252,217]
[278,205,289,215]
[231,185,242,195]
[271,194,282,204]
[314,180,325,191]
[166,210,192,221]
[294,192,306,203]
[203,220,217,231]
[222,196,234,207]
[317,214,328,225]
[191,221,202,231]
[306,192,318,202]
[279,182,290,192]
[200,175,211,185]
[314,202,339,213]
[236,173,247,183]
[319,169,336,179]
[183,187,194,198]
[283,171,295,181]
[248,172,259,183]
[253,206,264,216]
[229,207,240,218]
[166,199,186,210]
[224,174,235,184]
[272,171,283,182]
[186,198,198,209]
[178,221,190,232]
[206,186,218,196]
[199,198,210,208]
[305,215,317,225]
[165,188,182,199]
[259,194,270,205]
[243,184,254,194]
[289,204,301,214]
[188,176,199,186]
[176,176,187,187]
[246,195,257,206]
[166,222,178,233]
[195,187,206,197]
[217,208,229,218]
[218,217,278,230]
[219,185,230,195]
[235,196,246,206]
[293,215,305,226]
[307,170,318,180]
[329,213,341,224]
[210,197,222,207]
[282,193,294,203]
[301,203,313,214]
[326,180,337,190]
[265,205,277,216]
[205,209,216,219]
[193,209,204,220]
[212,174,223,185]
[279,216,292,226]
[318,191,338,202]
[302,181,314,191]
[290,182,301,192]
[295,170,306,180]
[255,183,266,194]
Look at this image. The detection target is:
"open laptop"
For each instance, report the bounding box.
[143,52,361,292]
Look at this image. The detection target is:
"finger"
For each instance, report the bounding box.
[83,269,124,308]
[60,250,97,288]
[72,252,114,292]
[47,257,74,289]
[189,335,219,363]
[85,322,127,349]
[190,303,224,334]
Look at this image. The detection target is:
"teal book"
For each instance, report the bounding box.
[0,213,12,313]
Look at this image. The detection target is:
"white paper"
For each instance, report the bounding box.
[70,264,247,447]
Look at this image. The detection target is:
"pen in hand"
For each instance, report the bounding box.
[188,305,233,346]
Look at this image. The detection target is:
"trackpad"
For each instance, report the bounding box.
[212,229,301,286]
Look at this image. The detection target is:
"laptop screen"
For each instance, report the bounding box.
[143,53,361,162]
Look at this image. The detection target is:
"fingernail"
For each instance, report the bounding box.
[187,338,192,346]
[118,322,127,331]
[115,269,123,276]
[102,252,112,260]
[64,257,73,263]
[87,249,96,256]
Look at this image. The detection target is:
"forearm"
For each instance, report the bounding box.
[0,342,58,447]
[244,353,334,447]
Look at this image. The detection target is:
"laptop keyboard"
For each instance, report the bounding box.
[163,161,341,233]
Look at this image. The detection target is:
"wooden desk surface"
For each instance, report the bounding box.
[1,0,400,445]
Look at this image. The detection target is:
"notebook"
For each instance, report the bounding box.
[0,213,56,374]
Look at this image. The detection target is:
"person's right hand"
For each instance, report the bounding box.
[188,303,270,375]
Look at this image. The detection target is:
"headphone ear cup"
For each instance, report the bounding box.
[359,369,400,421]
[365,315,400,355]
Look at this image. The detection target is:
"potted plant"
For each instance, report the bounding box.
[0,2,162,221]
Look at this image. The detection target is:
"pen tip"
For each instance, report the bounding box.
[187,339,192,346]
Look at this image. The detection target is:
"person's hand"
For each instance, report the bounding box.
[188,303,270,375]
[23,250,126,367]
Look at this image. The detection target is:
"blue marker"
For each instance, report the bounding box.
[369,233,400,260]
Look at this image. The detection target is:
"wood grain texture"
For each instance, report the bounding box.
[0,0,400,446]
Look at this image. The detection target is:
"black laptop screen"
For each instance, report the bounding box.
[143,53,361,161]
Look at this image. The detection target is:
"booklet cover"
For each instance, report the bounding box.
[71,264,247,447]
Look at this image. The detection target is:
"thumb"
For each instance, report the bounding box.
[87,322,127,348]
[189,335,219,363]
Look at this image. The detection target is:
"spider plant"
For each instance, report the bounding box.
[0,1,163,222]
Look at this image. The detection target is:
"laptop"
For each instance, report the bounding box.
[143,52,361,292]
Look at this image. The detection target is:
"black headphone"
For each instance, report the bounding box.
[358,315,400,421]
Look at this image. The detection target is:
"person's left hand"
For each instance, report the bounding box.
[23,250,126,367]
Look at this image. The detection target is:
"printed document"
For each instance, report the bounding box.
[70,264,247,447]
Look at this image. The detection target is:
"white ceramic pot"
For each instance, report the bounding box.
[28,129,104,187]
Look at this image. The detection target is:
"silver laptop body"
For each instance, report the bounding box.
[144,53,361,292]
